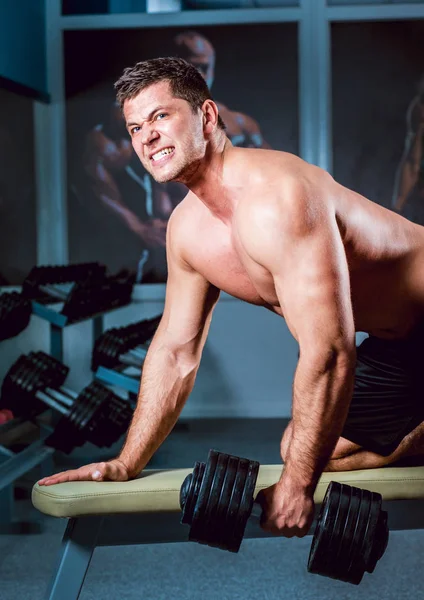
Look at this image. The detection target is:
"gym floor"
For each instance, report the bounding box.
[1,418,423,600]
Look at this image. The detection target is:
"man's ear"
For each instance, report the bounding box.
[202,100,219,134]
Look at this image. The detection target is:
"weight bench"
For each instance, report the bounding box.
[32,465,424,600]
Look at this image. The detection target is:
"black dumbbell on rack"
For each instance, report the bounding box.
[0,263,107,342]
[0,291,32,341]
[22,263,133,322]
[61,275,133,321]
[21,263,106,301]
[0,351,133,453]
[91,315,162,371]
[180,450,389,586]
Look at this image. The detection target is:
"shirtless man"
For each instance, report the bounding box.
[39,57,424,539]
[392,75,424,224]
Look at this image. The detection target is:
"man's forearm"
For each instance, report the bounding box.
[118,344,197,477]
[282,353,355,492]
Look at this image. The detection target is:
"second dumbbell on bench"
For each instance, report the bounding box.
[0,351,133,453]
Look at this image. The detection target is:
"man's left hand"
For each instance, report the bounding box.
[255,480,315,538]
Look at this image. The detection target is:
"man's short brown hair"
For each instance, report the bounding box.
[114,56,225,130]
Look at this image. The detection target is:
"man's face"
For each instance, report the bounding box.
[124,81,206,184]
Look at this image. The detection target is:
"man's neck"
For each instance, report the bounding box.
[186,135,235,224]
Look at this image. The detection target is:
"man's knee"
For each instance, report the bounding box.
[331,437,363,460]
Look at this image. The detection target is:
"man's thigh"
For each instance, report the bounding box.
[341,334,422,456]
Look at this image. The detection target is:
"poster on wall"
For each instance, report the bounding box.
[332,20,424,225]
[0,89,37,284]
[64,23,298,283]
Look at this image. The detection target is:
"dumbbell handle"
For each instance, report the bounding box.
[39,284,69,301]
[250,502,263,520]
[127,345,148,358]
[35,385,78,416]
[119,345,148,367]
[48,386,78,405]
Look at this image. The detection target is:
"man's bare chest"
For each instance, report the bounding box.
[186,218,280,309]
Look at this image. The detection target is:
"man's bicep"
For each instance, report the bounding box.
[158,230,220,358]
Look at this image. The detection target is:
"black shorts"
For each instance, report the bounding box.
[341,326,424,456]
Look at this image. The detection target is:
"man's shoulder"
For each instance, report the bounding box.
[240,159,334,229]
[167,192,200,255]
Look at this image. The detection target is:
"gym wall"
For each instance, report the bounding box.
[0,0,47,97]
[0,88,37,285]
[332,20,424,224]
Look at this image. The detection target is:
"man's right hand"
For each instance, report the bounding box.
[37,458,132,486]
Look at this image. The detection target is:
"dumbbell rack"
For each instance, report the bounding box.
[0,418,54,533]
[0,268,135,530]
[32,300,106,363]
[0,302,124,532]
[94,343,148,395]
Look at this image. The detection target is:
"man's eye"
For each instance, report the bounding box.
[131,126,140,134]
[155,113,167,120]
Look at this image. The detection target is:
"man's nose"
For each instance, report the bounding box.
[141,124,159,146]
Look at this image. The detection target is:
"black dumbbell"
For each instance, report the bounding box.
[1,352,69,417]
[180,450,389,585]
[63,276,133,321]
[0,292,32,341]
[45,381,133,453]
[91,315,162,370]
[21,263,106,300]
[1,352,133,453]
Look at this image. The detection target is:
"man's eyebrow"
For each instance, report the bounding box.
[126,106,170,129]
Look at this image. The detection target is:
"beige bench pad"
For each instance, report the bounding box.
[32,465,424,518]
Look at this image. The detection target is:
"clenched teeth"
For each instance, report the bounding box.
[152,147,174,161]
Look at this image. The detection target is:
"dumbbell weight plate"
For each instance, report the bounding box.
[181,450,260,553]
[46,390,95,453]
[0,293,31,341]
[227,457,259,553]
[213,455,250,552]
[69,384,99,432]
[181,461,206,527]
[308,482,389,585]
[331,485,364,584]
[343,488,373,583]
[4,357,45,416]
[99,394,133,446]
[363,492,388,573]
[196,451,231,550]
[187,449,219,546]
[209,454,240,550]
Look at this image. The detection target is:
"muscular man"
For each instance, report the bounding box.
[173,30,270,149]
[40,58,424,540]
[392,75,424,224]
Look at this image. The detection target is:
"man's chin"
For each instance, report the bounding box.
[151,167,185,185]
[152,172,176,184]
